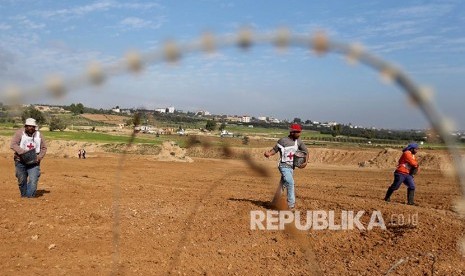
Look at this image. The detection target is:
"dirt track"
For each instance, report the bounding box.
[1,149,465,275]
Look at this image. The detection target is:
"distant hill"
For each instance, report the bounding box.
[80,114,129,125]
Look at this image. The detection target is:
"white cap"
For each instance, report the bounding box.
[25,118,38,127]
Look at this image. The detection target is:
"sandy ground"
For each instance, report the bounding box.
[1,149,465,275]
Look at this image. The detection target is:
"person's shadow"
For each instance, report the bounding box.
[228,198,273,209]
[35,189,50,197]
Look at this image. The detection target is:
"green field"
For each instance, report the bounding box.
[223,125,329,137]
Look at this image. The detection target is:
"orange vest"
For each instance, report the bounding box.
[395,151,418,175]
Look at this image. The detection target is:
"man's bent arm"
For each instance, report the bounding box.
[10,129,25,155]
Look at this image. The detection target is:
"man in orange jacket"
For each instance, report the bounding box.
[384,143,419,205]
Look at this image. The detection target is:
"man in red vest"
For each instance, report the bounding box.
[10,118,48,198]
[264,123,308,210]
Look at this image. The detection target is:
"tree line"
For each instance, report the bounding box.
[1,103,463,143]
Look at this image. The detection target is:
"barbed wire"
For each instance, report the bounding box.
[2,27,464,274]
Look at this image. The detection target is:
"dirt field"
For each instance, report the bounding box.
[80,114,129,125]
[1,146,465,275]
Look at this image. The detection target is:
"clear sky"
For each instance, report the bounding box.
[1,0,464,130]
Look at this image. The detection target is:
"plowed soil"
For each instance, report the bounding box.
[1,145,464,275]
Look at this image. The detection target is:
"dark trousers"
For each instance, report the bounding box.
[389,172,415,191]
[15,161,41,197]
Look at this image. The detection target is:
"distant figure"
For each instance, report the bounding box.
[384,143,420,205]
[82,149,86,159]
[10,118,47,198]
[78,149,82,159]
[264,123,308,210]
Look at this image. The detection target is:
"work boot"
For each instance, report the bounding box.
[384,187,395,202]
[407,188,416,205]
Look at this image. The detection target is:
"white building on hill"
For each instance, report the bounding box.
[196,110,211,116]
[269,117,280,123]
[155,106,175,113]
[241,116,251,123]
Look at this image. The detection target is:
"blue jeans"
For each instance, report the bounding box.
[279,166,295,208]
[15,161,41,198]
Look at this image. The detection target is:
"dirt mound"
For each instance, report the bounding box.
[0,137,192,162]
[310,148,384,167]
[187,146,447,168]
[357,148,400,169]
[357,148,449,170]
[417,153,446,170]
[48,140,102,158]
[1,135,454,169]
[0,136,102,158]
[152,141,193,162]
[186,146,254,159]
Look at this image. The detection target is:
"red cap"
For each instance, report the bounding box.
[290,123,302,132]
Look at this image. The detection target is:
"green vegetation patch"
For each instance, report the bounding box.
[42,131,160,144]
